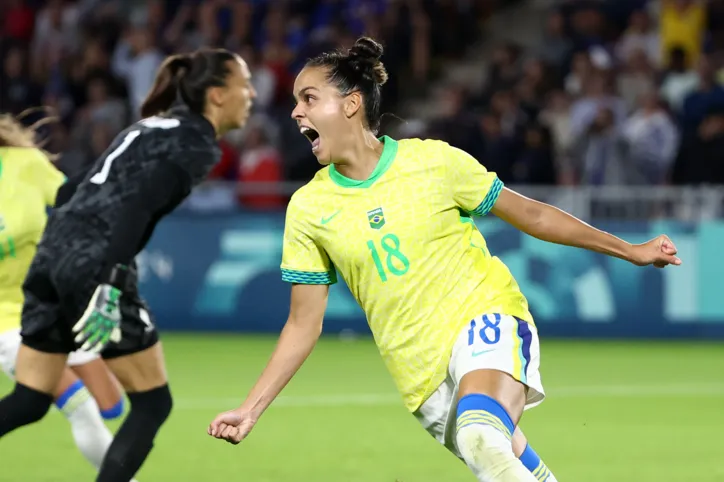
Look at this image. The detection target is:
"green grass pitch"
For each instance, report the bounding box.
[1,335,722,481]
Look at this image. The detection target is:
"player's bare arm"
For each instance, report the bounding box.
[208,283,328,444]
[491,187,682,269]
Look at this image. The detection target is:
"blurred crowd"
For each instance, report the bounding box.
[2,0,723,213]
[1,0,488,209]
[423,0,724,187]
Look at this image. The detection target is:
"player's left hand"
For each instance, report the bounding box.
[629,234,681,268]
[208,408,258,445]
[72,284,123,353]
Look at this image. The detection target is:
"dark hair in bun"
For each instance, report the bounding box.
[306,37,388,133]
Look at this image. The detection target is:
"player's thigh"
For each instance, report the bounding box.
[458,370,527,424]
[451,314,546,424]
[102,294,164,393]
[70,357,124,410]
[20,257,79,374]
[19,314,78,394]
[15,343,68,394]
[104,343,168,393]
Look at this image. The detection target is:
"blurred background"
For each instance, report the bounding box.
[1,1,723,480]
[3,0,720,334]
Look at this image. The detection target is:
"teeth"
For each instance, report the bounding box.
[300,126,311,134]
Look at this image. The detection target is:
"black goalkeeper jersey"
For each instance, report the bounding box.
[43,104,221,275]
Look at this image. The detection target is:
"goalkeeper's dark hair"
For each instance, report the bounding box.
[140,48,239,118]
[306,36,388,134]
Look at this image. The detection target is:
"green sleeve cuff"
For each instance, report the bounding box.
[281,268,337,285]
[471,177,504,217]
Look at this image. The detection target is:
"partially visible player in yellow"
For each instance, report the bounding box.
[0,113,136,478]
[208,38,681,482]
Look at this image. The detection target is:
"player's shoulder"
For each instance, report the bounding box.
[0,147,25,185]
[394,137,457,167]
[0,147,51,179]
[396,137,450,150]
[398,137,455,155]
[0,146,47,164]
[133,111,219,154]
[286,167,338,224]
[288,167,332,209]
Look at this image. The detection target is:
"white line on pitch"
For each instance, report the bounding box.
[174,383,724,410]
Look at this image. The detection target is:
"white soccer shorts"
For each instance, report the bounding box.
[413,314,545,459]
[0,328,99,378]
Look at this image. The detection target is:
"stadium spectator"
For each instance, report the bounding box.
[680,54,724,134]
[565,51,594,97]
[617,48,657,111]
[238,44,276,113]
[510,123,557,185]
[573,104,628,186]
[234,117,285,210]
[1,45,43,115]
[427,85,480,158]
[660,0,706,69]
[111,26,164,120]
[3,0,35,43]
[659,46,700,111]
[672,106,724,184]
[539,10,573,70]
[621,92,680,184]
[539,89,575,184]
[616,8,661,67]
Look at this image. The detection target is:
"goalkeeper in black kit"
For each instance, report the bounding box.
[0,48,256,482]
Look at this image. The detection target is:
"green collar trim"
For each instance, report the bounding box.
[329,136,398,188]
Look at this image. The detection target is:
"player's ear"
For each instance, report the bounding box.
[206,86,225,108]
[343,91,362,119]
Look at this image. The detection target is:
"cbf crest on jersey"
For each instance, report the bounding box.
[367,208,385,230]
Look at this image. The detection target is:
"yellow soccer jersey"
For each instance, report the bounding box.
[0,147,65,334]
[281,136,533,411]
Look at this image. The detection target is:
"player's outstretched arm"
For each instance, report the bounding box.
[491,187,682,268]
[208,283,328,444]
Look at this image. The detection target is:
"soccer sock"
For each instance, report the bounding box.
[56,380,115,470]
[100,397,125,420]
[96,384,172,482]
[455,394,537,482]
[0,383,53,436]
[519,443,558,482]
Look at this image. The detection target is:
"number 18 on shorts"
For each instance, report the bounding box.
[450,314,546,410]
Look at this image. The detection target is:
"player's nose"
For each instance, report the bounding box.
[291,103,304,120]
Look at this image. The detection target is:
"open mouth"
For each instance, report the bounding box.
[300,126,321,151]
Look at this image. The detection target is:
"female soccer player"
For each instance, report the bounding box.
[0,48,256,482]
[0,113,133,477]
[208,37,680,481]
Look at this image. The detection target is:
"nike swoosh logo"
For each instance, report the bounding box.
[321,210,342,225]
[471,348,496,357]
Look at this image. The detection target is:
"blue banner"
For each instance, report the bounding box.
[137,213,724,338]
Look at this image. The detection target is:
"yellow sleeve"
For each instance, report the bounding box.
[280,194,337,285]
[443,142,504,216]
[23,149,66,207]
